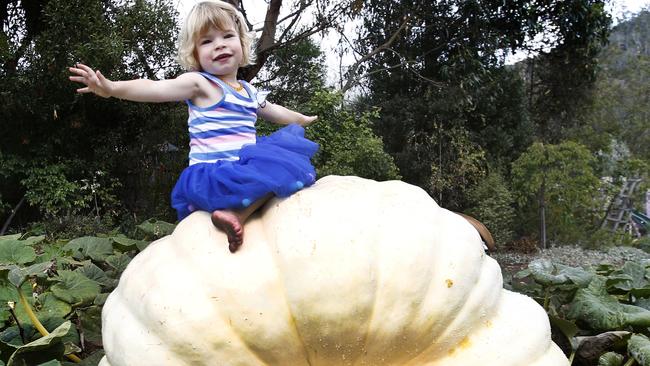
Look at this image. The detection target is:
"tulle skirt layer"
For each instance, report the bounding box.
[171,124,318,220]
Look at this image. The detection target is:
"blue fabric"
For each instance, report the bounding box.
[171,124,318,220]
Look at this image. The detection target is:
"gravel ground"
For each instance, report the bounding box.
[491,245,650,276]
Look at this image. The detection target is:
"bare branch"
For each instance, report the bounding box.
[341,17,410,93]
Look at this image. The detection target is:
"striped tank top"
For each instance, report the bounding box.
[186,72,261,165]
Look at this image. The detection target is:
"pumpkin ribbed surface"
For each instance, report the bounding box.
[99,175,568,366]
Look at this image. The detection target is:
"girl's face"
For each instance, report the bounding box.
[195,24,243,80]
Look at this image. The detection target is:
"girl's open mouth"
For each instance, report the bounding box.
[214,54,231,62]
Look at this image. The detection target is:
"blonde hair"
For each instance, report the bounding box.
[177,1,256,71]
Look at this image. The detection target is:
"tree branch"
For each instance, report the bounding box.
[341,17,410,93]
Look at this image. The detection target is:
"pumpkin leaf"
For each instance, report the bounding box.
[49,271,100,305]
[0,235,21,242]
[549,315,579,349]
[0,242,36,266]
[93,293,109,306]
[74,263,113,288]
[105,253,131,274]
[7,262,52,288]
[609,262,649,293]
[597,352,624,366]
[77,306,102,345]
[110,235,147,252]
[0,235,44,247]
[37,293,72,319]
[629,333,650,366]
[62,237,113,262]
[6,321,73,366]
[528,259,594,287]
[35,360,62,366]
[569,277,650,330]
[136,219,175,239]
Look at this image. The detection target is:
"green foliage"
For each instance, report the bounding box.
[259,89,401,181]
[0,218,174,364]
[511,141,603,245]
[466,170,516,246]
[512,259,650,364]
[0,0,185,228]
[302,91,400,181]
[527,1,612,143]
[584,11,650,162]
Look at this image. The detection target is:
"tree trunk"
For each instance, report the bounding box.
[1,195,25,235]
[538,182,547,250]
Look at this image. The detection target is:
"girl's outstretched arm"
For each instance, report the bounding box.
[258,102,318,127]
[69,63,204,103]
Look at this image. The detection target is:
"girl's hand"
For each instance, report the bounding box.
[68,63,114,98]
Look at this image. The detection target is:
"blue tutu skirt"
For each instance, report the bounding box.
[171,124,318,220]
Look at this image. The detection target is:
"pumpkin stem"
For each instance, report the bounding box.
[17,288,82,363]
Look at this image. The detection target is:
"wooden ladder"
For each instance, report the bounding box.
[601,178,643,232]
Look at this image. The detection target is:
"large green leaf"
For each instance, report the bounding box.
[6,321,73,366]
[597,352,624,366]
[569,276,650,330]
[608,261,650,293]
[77,306,102,345]
[0,242,35,266]
[7,262,52,288]
[37,294,72,319]
[0,235,21,242]
[629,334,650,366]
[136,219,175,239]
[0,235,44,247]
[62,237,113,262]
[105,253,131,274]
[528,259,594,287]
[35,360,61,366]
[74,263,113,288]
[49,271,100,305]
[110,235,148,252]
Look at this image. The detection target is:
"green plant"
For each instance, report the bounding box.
[512,258,650,365]
[0,218,173,364]
[466,169,515,246]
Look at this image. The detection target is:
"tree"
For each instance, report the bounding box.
[511,141,602,248]
[583,11,650,162]
[0,0,186,228]
[523,1,612,143]
[255,37,400,181]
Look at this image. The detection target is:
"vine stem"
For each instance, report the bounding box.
[623,358,636,366]
[17,289,82,363]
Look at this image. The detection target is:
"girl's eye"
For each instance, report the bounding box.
[225,34,235,39]
[200,39,211,45]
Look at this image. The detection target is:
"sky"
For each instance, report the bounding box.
[174,0,650,83]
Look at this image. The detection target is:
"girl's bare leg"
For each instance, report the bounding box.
[211,193,274,253]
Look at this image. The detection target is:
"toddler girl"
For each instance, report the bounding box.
[69,0,318,253]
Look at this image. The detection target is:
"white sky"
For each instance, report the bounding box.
[174,0,650,83]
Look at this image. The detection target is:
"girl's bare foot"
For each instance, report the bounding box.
[211,210,243,252]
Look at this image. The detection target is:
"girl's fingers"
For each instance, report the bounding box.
[69,76,86,83]
[76,63,94,73]
[68,67,86,77]
[76,87,91,93]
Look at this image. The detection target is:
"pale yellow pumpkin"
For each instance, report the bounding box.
[99,175,568,366]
